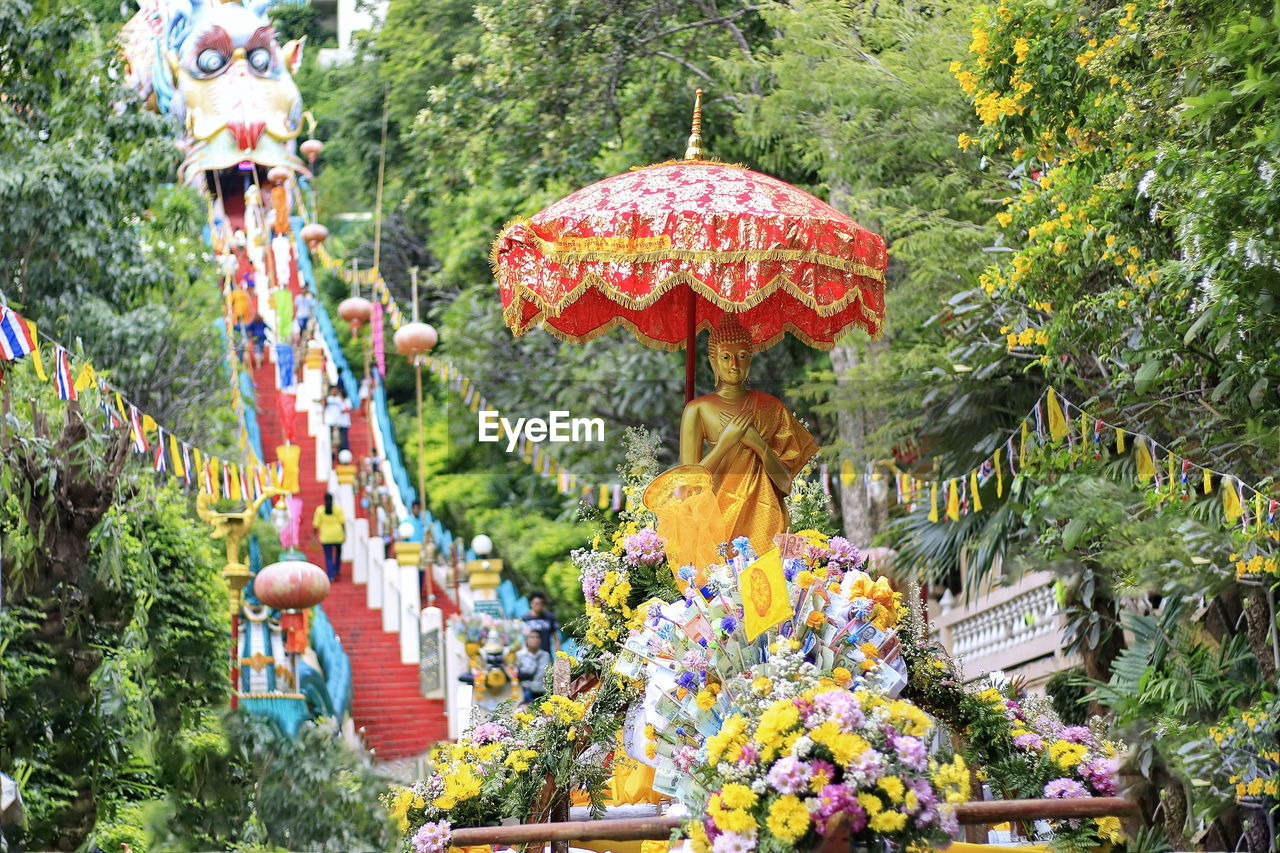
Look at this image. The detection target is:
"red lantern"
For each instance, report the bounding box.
[394,321,438,356]
[338,296,373,329]
[253,560,330,611]
[300,223,329,250]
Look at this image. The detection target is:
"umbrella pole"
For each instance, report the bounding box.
[685,289,696,403]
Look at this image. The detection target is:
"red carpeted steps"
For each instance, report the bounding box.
[250,356,453,759]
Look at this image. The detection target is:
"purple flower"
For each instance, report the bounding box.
[1013,732,1044,751]
[893,734,928,772]
[711,831,756,853]
[767,756,811,794]
[470,722,509,744]
[814,784,866,834]
[827,537,864,572]
[1058,725,1095,746]
[412,821,451,853]
[719,616,738,634]
[676,672,700,691]
[812,689,865,729]
[738,744,759,765]
[1079,757,1118,795]
[673,746,698,773]
[623,529,666,566]
[909,777,938,809]
[681,649,709,671]
[1044,777,1090,799]
[847,749,885,780]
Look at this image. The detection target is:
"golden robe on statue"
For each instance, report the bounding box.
[648,391,817,568]
[706,390,817,556]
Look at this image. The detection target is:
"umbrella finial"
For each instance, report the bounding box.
[684,89,704,161]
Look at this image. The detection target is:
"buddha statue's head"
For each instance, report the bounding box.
[708,313,755,388]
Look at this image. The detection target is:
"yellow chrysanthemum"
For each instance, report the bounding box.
[720,783,758,810]
[869,810,908,833]
[765,795,809,843]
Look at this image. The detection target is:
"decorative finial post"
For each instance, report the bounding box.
[684,89,704,161]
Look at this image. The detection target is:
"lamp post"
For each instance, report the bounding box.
[393,266,438,603]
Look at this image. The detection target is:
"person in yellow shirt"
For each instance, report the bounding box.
[313,493,346,580]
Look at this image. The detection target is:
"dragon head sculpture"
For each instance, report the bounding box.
[123,0,308,186]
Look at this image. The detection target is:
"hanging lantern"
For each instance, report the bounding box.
[394,321,438,356]
[300,222,329,250]
[300,138,324,166]
[267,165,292,185]
[253,560,330,610]
[338,296,373,329]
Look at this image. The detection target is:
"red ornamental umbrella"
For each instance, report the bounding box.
[493,94,887,400]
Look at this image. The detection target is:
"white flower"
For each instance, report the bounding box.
[1137,169,1157,197]
[1260,162,1276,185]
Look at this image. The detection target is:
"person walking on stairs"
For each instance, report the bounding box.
[313,493,346,581]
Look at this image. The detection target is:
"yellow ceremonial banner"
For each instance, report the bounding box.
[1255,491,1265,532]
[193,449,206,491]
[994,446,1004,497]
[1046,389,1068,442]
[229,464,242,501]
[969,468,982,512]
[208,457,220,495]
[840,459,856,487]
[1223,477,1243,522]
[1135,439,1155,482]
[1019,421,1030,468]
[24,320,47,381]
[169,434,184,478]
[142,413,157,435]
[1203,468,1212,494]
[598,484,609,509]
[73,363,96,393]
[114,392,127,421]
[928,482,939,522]
[1166,453,1176,488]
[1115,427,1126,453]
[946,479,960,521]
[739,548,792,642]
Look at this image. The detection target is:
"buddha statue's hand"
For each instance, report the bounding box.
[719,413,752,445]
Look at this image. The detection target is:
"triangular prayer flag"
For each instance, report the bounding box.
[1135,439,1155,482]
[1222,477,1243,522]
[969,468,982,512]
[738,548,792,641]
[1046,389,1068,442]
[170,433,184,478]
[994,446,1004,497]
[73,363,96,393]
[25,319,47,380]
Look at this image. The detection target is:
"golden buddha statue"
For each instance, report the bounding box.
[646,314,817,568]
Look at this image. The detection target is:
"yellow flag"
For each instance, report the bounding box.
[738,548,792,641]
[24,320,47,381]
[1166,452,1176,487]
[994,446,1004,498]
[598,484,609,509]
[928,482,939,522]
[946,478,960,522]
[1046,389,1068,442]
[1135,439,1155,482]
[73,363,95,393]
[1223,477,1243,522]
[1019,421,1030,468]
[169,433,184,478]
[1203,468,1212,494]
[840,459,856,487]
[209,457,220,494]
[194,449,206,490]
[969,468,982,512]
[114,392,127,421]
[1254,490,1264,531]
[229,464,242,501]
[1115,428,1126,453]
[142,413,157,435]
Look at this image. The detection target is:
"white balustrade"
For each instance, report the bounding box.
[399,569,422,664]
[381,557,400,632]
[314,426,331,483]
[948,582,1059,665]
[336,481,355,562]
[366,541,383,609]
[352,518,369,584]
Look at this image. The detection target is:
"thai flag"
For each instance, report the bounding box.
[0,307,35,362]
[978,458,996,485]
[153,429,167,472]
[53,346,76,400]
[129,406,148,453]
